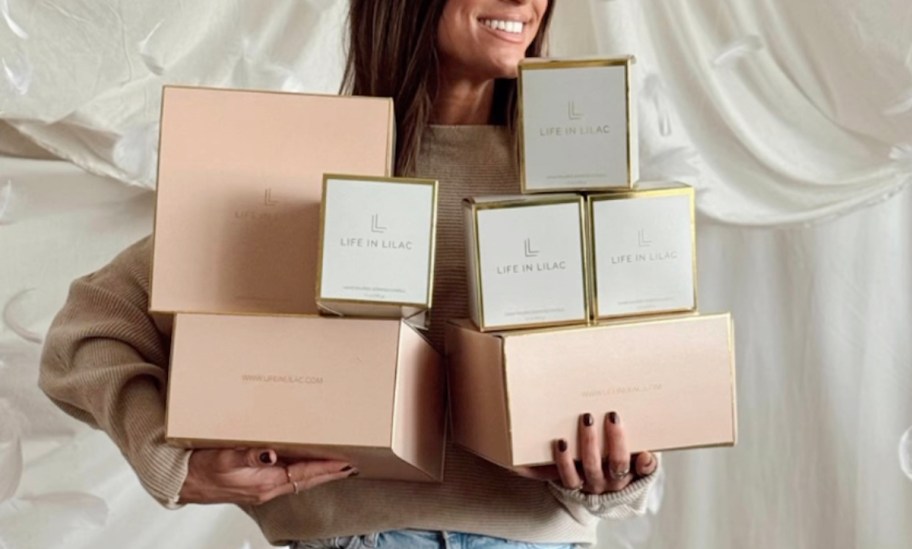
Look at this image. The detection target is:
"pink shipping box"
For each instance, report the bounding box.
[445,313,737,467]
[150,86,395,315]
[166,313,446,482]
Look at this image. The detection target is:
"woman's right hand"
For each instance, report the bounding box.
[177,448,358,505]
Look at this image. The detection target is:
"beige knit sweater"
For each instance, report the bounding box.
[39,125,658,547]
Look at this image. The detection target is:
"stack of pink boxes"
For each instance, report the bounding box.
[446,57,738,469]
[153,87,445,482]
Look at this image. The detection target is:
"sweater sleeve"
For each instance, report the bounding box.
[38,236,191,509]
[548,454,661,523]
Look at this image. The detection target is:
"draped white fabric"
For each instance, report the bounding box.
[0,156,278,549]
[0,0,349,187]
[1,1,911,548]
[559,0,912,226]
[599,184,912,549]
[2,0,909,224]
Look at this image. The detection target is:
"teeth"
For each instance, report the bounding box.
[482,19,524,35]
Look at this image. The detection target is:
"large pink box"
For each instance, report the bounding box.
[166,313,446,482]
[150,86,395,315]
[445,313,737,467]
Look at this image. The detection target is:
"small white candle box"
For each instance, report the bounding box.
[464,194,590,331]
[317,174,438,327]
[519,56,638,193]
[588,181,696,319]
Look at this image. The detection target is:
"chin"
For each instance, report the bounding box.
[487,55,525,80]
[492,67,520,80]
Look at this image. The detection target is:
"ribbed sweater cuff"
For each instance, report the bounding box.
[140,444,192,509]
[547,454,661,520]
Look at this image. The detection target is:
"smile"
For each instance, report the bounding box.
[479,18,525,35]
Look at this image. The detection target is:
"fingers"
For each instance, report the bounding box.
[263,465,358,502]
[563,411,640,495]
[635,451,658,477]
[179,448,358,506]
[262,461,357,503]
[248,448,278,468]
[287,460,356,484]
[578,413,607,493]
[604,412,631,487]
[552,438,582,490]
[215,447,277,470]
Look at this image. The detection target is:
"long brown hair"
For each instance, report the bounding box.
[341,0,555,176]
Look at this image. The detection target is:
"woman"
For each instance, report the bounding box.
[39,0,660,547]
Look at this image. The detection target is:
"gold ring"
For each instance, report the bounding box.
[285,466,293,484]
[292,480,300,495]
[611,468,631,480]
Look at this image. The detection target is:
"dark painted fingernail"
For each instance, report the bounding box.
[608,412,619,425]
[582,413,594,427]
[259,451,273,464]
[340,465,354,472]
[557,439,568,453]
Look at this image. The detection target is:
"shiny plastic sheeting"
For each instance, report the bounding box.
[584,0,912,225]
[0,0,349,187]
[902,427,912,481]
[2,0,910,224]
[0,0,908,225]
[0,155,281,549]
[0,179,11,223]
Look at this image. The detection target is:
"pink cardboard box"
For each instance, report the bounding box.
[150,86,395,315]
[445,313,737,467]
[166,313,446,482]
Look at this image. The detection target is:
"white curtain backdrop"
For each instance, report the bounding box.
[558,0,912,226]
[1,0,910,548]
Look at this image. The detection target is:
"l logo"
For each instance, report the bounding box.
[263,188,278,207]
[524,238,540,258]
[371,214,388,234]
[568,101,583,121]
[637,229,653,247]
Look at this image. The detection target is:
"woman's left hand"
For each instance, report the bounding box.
[513,411,658,495]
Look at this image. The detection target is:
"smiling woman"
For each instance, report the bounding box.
[437,0,546,78]
[38,1,659,548]
[343,0,553,174]
[433,0,548,125]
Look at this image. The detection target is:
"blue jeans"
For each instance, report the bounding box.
[293,529,577,548]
